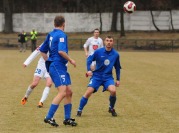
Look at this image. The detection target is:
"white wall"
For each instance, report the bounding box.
[0,13,4,31]
[0,11,179,33]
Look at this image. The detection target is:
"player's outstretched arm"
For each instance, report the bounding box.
[23,43,43,67]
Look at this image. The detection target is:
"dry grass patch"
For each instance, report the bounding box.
[0,50,178,133]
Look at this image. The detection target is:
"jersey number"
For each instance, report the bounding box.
[35,69,41,74]
[49,37,53,49]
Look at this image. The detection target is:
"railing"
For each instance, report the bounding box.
[0,37,179,52]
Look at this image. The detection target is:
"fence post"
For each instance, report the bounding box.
[172,40,174,52]
[80,39,83,49]
[117,39,119,50]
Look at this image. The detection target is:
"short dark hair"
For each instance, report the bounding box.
[93,28,100,32]
[106,36,113,39]
[54,15,65,27]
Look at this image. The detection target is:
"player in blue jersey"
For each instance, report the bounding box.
[40,15,77,127]
[76,36,121,117]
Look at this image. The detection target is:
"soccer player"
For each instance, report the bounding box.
[83,28,103,71]
[77,36,121,117]
[21,45,52,108]
[40,15,77,127]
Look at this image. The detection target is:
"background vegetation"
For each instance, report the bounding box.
[1,0,179,13]
[1,0,179,33]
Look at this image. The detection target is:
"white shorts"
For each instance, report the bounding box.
[34,62,50,79]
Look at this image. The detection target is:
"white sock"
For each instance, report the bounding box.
[39,86,50,103]
[25,86,33,98]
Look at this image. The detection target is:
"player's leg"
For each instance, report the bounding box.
[77,78,101,116]
[23,42,26,52]
[34,40,37,50]
[63,85,77,126]
[44,85,66,127]
[21,76,41,105]
[38,71,52,108]
[107,85,117,117]
[38,76,52,108]
[44,64,67,127]
[76,87,95,117]
[19,42,23,52]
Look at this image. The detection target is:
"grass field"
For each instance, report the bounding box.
[0,50,179,133]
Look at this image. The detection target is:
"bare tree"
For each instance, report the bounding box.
[120,0,125,36]
[111,0,125,36]
[3,0,13,33]
[111,0,118,32]
[150,10,160,31]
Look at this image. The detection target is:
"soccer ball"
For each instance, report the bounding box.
[123,1,136,14]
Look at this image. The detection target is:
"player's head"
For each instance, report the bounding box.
[93,28,100,38]
[104,36,114,49]
[54,15,65,30]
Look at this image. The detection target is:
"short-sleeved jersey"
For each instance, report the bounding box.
[83,37,103,56]
[40,29,68,66]
[87,47,121,80]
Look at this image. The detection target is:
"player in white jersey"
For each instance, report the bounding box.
[83,28,103,71]
[21,44,52,108]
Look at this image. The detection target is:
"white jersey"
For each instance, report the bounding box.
[34,57,49,78]
[83,37,103,56]
[23,43,50,78]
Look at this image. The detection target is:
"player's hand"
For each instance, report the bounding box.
[69,59,76,67]
[23,64,27,68]
[85,52,88,57]
[115,81,120,87]
[86,71,93,77]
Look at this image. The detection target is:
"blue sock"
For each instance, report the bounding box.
[64,103,72,120]
[46,104,59,119]
[109,95,116,109]
[78,96,88,111]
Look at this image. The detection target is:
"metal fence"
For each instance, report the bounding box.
[0,37,179,52]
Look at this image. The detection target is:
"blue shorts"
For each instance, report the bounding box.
[49,62,71,88]
[88,77,115,92]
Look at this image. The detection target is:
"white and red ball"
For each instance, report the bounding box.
[124,1,136,14]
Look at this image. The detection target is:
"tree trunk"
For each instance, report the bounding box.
[150,10,160,31]
[76,0,81,12]
[120,1,125,37]
[111,0,118,32]
[99,12,102,33]
[3,0,13,33]
[169,10,174,31]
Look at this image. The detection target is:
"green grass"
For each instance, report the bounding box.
[0,50,179,133]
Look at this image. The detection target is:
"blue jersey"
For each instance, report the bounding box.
[87,47,121,81]
[40,29,71,87]
[40,29,68,66]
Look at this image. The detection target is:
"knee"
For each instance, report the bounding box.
[110,89,116,96]
[66,89,73,97]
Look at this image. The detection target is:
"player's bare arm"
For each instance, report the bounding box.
[41,52,48,61]
[58,51,76,67]
[84,47,88,57]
